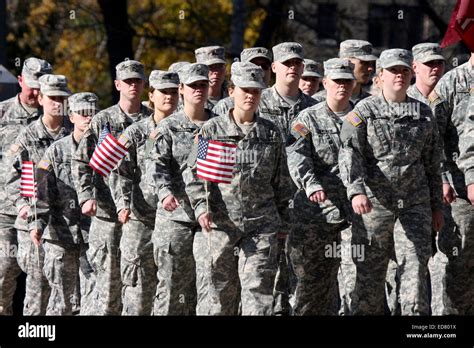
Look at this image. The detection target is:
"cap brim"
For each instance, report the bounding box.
[23,78,40,89]
[302,72,322,78]
[247,54,271,63]
[417,55,446,63]
[118,73,147,81]
[152,83,180,90]
[205,59,226,66]
[326,73,355,80]
[382,61,413,70]
[354,54,378,61]
[43,89,72,97]
[278,54,304,63]
[184,76,209,85]
[233,81,266,89]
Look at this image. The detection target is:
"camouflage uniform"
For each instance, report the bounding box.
[146,63,212,315]
[72,60,151,315]
[184,62,292,315]
[5,74,72,315]
[287,58,355,315]
[0,58,51,315]
[429,58,474,315]
[339,49,443,315]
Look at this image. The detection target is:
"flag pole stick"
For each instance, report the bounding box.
[205,180,212,261]
[32,166,40,268]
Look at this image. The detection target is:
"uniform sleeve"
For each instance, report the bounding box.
[338,111,369,200]
[273,139,293,233]
[458,95,474,185]
[71,129,96,206]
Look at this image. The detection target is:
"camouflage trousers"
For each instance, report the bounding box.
[272,238,290,315]
[348,202,432,315]
[120,216,157,315]
[79,243,96,315]
[87,217,122,315]
[289,221,343,315]
[193,227,279,316]
[152,217,197,315]
[0,214,22,315]
[42,240,81,315]
[17,228,50,315]
[430,198,474,315]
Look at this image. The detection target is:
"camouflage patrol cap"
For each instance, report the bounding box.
[339,40,377,61]
[168,61,191,73]
[272,42,304,63]
[68,92,99,116]
[115,60,146,81]
[379,49,413,70]
[231,62,266,89]
[412,43,445,63]
[149,70,180,90]
[38,74,71,97]
[302,59,322,78]
[179,63,209,85]
[195,46,226,66]
[21,57,53,89]
[324,58,355,80]
[240,47,272,63]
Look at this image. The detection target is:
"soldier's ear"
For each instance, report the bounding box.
[114,79,121,91]
[271,62,277,74]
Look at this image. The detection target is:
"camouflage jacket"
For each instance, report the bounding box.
[407,84,429,105]
[314,87,371,106]
[339,94,443,212]
[212,96,235,116]
[457,68,474,185]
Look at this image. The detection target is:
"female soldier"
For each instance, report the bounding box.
[184,62,293,315]
[110,70,180,315]
[339,49,443,315]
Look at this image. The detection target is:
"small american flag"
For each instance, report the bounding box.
[197,135,237,184]
[89,125,128,177]
[20,161,36,198]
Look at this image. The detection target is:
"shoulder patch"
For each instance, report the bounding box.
[9,143,20,154]
[117,134,130,148]
[292,122,310,138]
[347,112,363,128]
[149,128,159,140]
[428,90,439,103]
[38,159,51,170]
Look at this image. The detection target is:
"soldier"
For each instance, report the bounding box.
[29,92,98,315]
[339,49,443,315]
[315,40,377,105]
[146,63,214,315]
[5,74,72,315]
[429,51,474,315]
[195,46,228,109]
[183,61,293,315]
[110,70,180,315]
[72,60,151,315]
[287,58,355,315]
[299,59,322,96]
[0,57,52,315]
[213,47,273,117]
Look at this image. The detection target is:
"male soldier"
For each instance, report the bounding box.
[315,40,377,105]
[213,47,273,116]
[72,60,151,315]
[5,74,72,315]
[0,57,52,315]
[299,59,322,96]
[195,46,228,109]
[429,51,474,315]
[30,92,98,315]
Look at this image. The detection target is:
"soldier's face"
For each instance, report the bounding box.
[250,57,272,86]
[299,76,320,96]
[69,112,92,133]
[323,78,355,101]
[349,58,375,85]
[181,81,209,106]
[18,75,40,107]
[115,78,145,100]
[208,63,226,87]
[380,66,413,93]
[233,86,262,112]
[149,88,179,115]
[39,94,67,117]
[412,60,445,88]
[272,59,303,84]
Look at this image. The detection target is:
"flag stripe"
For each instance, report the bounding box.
[89,127,128,176]
[197,172,232,183]
[197,158,234,172]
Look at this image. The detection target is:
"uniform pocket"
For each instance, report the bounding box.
[43,245,64,286]
[120,249,140,287]
[87,242,107,273]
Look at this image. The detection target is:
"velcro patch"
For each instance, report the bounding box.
[428,90,439,103]
[347,112,363,127]
[38,159,50,170]
[118,134,130,148]
[149,128,159,140]
[292,123,310,138]
[9,144,20,154]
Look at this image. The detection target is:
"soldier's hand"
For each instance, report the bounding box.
[467,184,474,206]
[82,199,97,216]
[351,194,373,215]
[163,195,180,212]
[118,209,131,224]
[309,190,327,203]
[442,183,456,204]
[432,209,444,232]
[198,212,212,233]
[19,206,30,220]
[29,229,41,246]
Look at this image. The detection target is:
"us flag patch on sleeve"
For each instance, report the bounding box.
[347,112,363,128]
[293,123,310,138]
[38,159,51,170]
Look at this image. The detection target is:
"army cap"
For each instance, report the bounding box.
[412,43,445,63]
[195,46,226,65]
[231,62,266,89]
[116,60,146,81]
[21,57,53,89]
[149,70,180,90]
[272,42,304,63]
[323,58,355,80]
[68,92,99,116]
[302,59,322,78]
[339,40,377,61]
[379,49,413,70]
[39,74,71,97]
[240,47,272,63]
[179,63,209,85]
[168,61,190,73]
